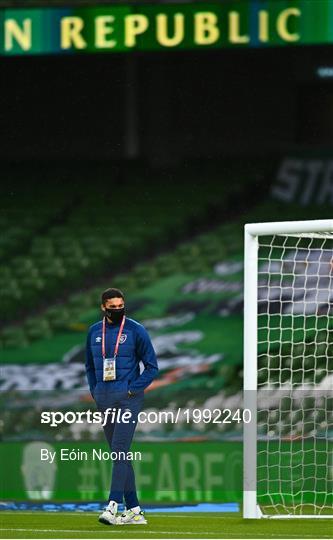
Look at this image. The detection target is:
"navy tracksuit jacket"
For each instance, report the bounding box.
[85,316,159,507]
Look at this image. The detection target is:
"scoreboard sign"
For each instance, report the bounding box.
[1,1,333,56]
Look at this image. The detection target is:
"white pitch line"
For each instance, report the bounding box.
[0,514,239,520]
[1,512,332,521]
[0,512,239,516]
[1,529,332,538]
[0,530,216,535]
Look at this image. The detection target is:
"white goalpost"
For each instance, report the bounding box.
[243,219,333,519]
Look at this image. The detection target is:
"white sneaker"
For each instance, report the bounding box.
[98,501,118,525]
[116,509,147,525]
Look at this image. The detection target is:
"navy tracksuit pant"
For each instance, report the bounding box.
[95,390,144,508]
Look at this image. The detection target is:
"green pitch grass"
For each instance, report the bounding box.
[1,512,332,539]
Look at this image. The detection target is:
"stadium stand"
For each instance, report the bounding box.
[1,164,332,444]
[0,171,240,326]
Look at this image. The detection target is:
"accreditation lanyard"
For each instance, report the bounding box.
[102,315,126,361]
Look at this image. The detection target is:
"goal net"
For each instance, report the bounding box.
[243,219,333,519]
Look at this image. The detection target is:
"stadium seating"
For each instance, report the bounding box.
[2,168,332,443]
[0,172,240,325]
[0,218,244,346]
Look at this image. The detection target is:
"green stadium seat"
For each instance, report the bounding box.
[23,317,52,341]
[0,326,28,349]
[45,306,72,330]
[68,292,94,309]
[154,254,181,276]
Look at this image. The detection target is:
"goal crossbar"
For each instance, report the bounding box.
[245,219,333,237]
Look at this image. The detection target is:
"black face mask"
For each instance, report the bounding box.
[104,307,125,324]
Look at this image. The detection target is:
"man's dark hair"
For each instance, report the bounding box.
[101,288,125,304]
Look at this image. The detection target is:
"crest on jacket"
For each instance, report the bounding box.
[119,334,127,344]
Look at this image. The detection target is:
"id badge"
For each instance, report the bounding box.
[103,357,116,381]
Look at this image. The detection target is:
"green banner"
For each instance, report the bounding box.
[1,1,333,56]
[1,441,242,503]
[1,440,332,506]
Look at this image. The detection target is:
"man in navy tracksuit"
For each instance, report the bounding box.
[85,287,158,526]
